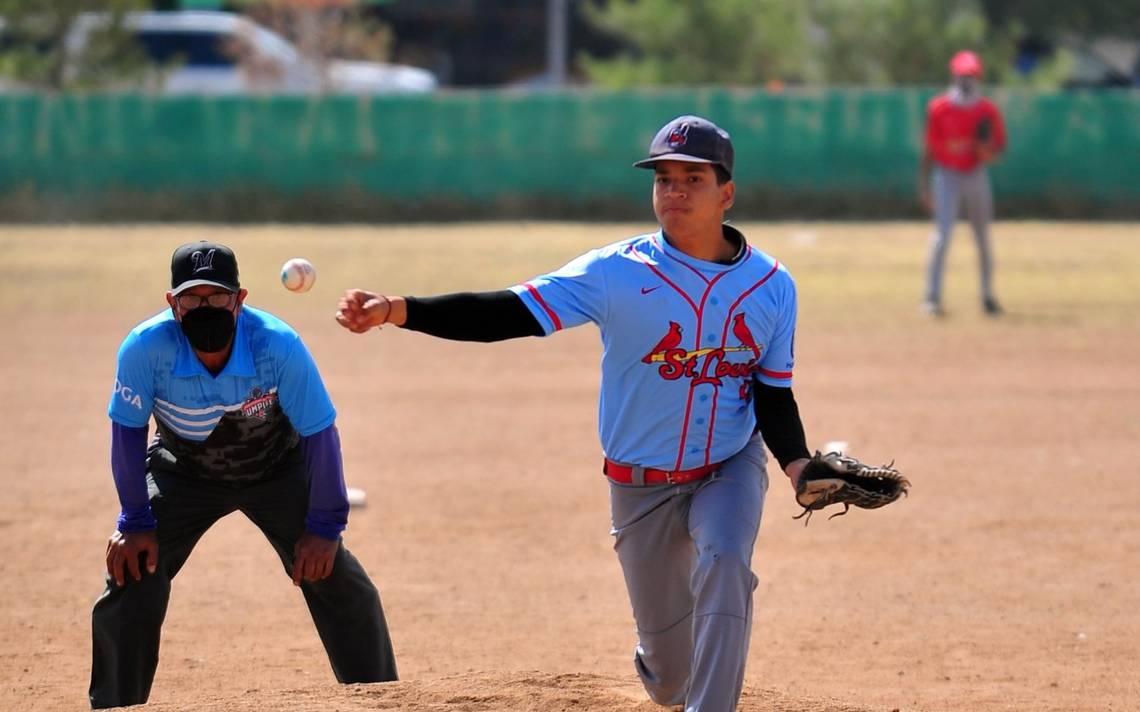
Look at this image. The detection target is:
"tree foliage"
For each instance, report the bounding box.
[980,0,1140,39]
[0,0,148,91]
[242,2,397,67]
[580,0,815,88]
[809,0,1005,85]
[580,0,1130,87]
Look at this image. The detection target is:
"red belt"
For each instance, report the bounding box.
[603,459,721,486]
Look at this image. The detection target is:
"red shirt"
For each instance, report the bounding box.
[924,94,1006,172]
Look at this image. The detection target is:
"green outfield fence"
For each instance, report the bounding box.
[1,88,1137,221]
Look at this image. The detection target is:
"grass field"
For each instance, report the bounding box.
[1,221,1137,711]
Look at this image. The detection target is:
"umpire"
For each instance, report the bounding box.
[90,241,397,708]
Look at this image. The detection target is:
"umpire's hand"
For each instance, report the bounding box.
[106,530,158,586]
[292,532,338,586]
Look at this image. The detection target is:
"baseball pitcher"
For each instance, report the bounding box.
[337,117,905,711]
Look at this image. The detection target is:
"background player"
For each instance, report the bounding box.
[918,49,1007,317]
[91,241,397,708]
[335,116,817,711]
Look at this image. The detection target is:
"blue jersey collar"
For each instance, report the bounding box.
[655,224,749,272]
[172,308,255,378]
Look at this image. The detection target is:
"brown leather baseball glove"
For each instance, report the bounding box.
[794,451,910,525]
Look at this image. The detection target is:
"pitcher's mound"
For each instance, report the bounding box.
[138,670,888,711]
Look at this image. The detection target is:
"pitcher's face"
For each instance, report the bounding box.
[652,161,734,235]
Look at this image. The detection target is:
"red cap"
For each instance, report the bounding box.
[949,50,983,76]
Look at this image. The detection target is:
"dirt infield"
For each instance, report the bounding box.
[1,222,1137,711]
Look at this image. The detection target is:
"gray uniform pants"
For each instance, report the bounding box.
[609,435,768,712]
[926,164,996,304]
[89,456,398,709]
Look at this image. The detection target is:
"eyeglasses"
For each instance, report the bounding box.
[175,292,237,310]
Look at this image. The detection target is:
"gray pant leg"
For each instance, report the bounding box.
[610,436,768,712]
[90,471,233,709]
[961,168,996,301]
[925,166,961,304]
[239,465,398,683]
[611,478,697,705]
[685,439,767,712]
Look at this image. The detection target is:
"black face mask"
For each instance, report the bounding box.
[180,306,235,353]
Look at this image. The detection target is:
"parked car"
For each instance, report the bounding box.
[1016,35,1140,89]
[1,10,438,94]
[1062,38,1140,88]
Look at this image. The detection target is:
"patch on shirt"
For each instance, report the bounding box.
[641,316,762,386]
[241,387,278,420]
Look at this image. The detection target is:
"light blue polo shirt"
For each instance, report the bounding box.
[109,306,336,482]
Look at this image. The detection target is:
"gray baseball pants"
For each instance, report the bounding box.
[609,435,768,712]
[926,164,996,304]
[89,455,398,709]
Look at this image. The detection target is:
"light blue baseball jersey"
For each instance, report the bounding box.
[108,306,336,483]
[511,226,797,472]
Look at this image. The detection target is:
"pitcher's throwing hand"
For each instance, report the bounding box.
[336,289,394,332]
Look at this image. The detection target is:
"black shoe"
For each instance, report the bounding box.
[983,298,1003,316]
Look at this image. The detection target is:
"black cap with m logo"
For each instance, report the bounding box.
[171,241,241,295]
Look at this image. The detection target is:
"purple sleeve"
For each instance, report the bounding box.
[300,424,349,541]
[111,422,156,532]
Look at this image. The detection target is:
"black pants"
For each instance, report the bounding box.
[89,461,397,709]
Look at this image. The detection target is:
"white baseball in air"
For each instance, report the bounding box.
[822,440,850,455]
[346,487,367,508]
[281,258,316,293]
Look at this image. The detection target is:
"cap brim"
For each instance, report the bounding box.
[172,279,239,295]
[633,153,719,169]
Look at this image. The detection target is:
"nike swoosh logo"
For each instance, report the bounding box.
[640,286,662,295]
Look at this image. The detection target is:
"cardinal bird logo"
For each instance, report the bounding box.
[641,316,765,387]
[732,313,762,360]
[642,321,683,363]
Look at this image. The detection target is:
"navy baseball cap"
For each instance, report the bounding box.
[170,241,241,295]
[634,115,735,178]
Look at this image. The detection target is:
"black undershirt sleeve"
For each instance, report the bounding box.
[402,290,545,342]
[752,381,811,471]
